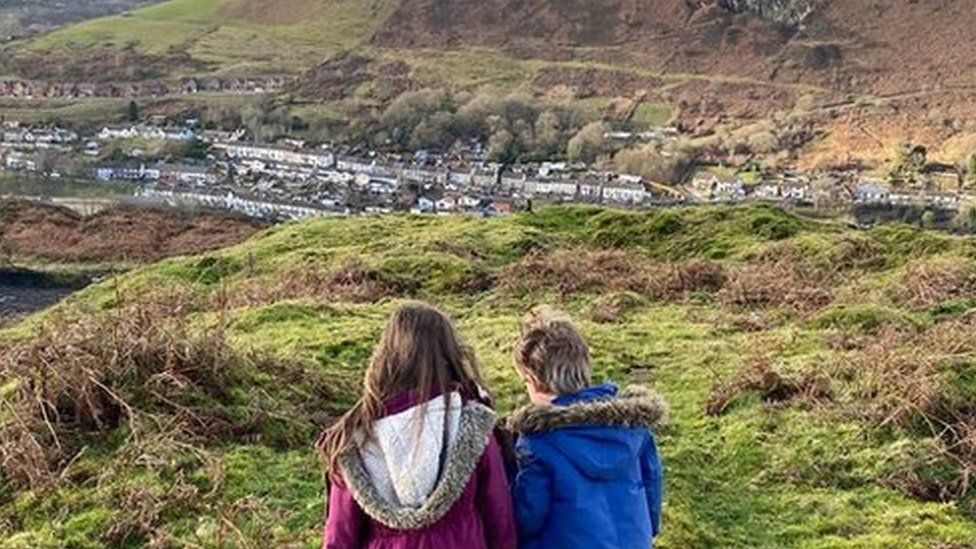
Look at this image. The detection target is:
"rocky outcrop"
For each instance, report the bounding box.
[719,0,816,27]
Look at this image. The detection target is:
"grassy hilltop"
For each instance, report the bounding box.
[3,205,976,547]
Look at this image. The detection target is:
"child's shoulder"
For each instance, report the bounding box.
[507,386,667,437]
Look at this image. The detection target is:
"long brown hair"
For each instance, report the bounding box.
[319,302,487,472]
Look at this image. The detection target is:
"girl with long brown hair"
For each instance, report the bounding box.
[320,302,516,549]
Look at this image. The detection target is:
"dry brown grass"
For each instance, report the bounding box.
[0,199,264,263]
[828,235,887,271]
[217,257,395,309]
[719,258,833,312]
[705,349,832,416]
[886,257,976,309]
[588,292,645,324]
[0,288,329,489]
[826,320,976,502]
[502,248,644,295]
[502,248,727,301]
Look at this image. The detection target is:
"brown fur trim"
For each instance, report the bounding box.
[506,385,668,435]
[337,401,496,530]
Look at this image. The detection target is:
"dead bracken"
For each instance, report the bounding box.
[0,289,335,489]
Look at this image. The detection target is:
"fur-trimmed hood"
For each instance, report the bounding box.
[507,385,668,435]
[337,398,496,531]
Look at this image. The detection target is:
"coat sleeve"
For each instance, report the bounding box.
[323,472,367,549]
[476,434,518,549]
[512,436,552,541]
[640,431,664,537]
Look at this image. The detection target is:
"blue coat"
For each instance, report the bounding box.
[508,384,665,549]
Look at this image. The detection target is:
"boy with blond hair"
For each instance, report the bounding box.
[507,307,666,548]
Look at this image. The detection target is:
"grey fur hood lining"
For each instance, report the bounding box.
[338,401,496,530]
[507,385,668,435]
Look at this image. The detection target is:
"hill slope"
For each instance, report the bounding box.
[4,0,400,80]
[0,0,164,40]
[2,205,976,546]
[7,0,976,166]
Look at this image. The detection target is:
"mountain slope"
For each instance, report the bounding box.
[2,205,976,546]
[5,0,400,79]
[0,0,164,39]
[5,0,976,165]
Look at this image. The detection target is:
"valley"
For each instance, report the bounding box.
[2,3,976,547]
[0,1,972,170]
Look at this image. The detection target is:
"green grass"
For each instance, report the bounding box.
[0,98,128,124]
[632,102,673,128]
[0,174,136,200]
[3,205,976,547]
[0,93,263,127]
[18,0,402,76]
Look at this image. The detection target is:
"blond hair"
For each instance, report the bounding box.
[513,306,591,395]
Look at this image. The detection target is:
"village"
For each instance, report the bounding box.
[1,118,973,221]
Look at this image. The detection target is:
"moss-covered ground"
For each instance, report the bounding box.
[2,205,976,547]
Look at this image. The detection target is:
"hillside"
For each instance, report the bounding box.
[367,0,976,166]
[3,0,400,80]
[5,0,976,166]
[0,0,163,40]
[2,205,976,547]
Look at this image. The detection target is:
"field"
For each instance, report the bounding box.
[15,0,401,77]
[2,205,976,547]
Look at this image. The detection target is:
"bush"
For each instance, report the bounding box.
[613,145,694,184]
[567,121,610,164]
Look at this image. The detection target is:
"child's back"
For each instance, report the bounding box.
[508,383,665,549]
[327,389,514,549]
[321,303,517,549]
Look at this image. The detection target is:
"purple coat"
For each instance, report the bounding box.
[323,391,517,549]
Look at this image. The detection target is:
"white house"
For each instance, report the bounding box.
[533,180,578,196]
[162,127,197,141]
[99,126,139,140]
[460,195,482,209]
[538,162,570,178]
[160,164,214,185]
[853,183,890,203]
[5,151,36,171]
[602,182,648,204]
[95,164,160,181]
[222,143,335,169]
[578,181,603,200]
